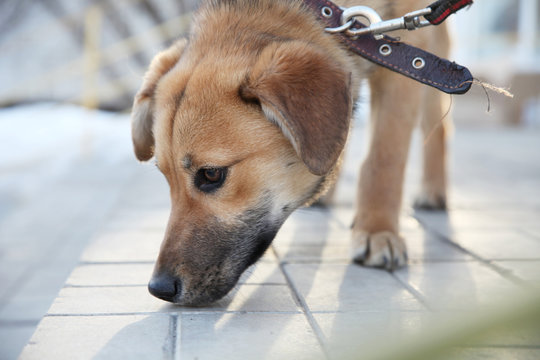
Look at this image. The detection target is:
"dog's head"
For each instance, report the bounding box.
[131,37,351,305]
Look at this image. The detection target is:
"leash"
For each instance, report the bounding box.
[303,0,474,95]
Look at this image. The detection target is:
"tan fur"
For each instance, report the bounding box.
[132,0,451,305]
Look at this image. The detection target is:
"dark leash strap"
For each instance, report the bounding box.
[303,0,474,95]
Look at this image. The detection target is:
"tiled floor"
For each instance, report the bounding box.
[7,112,540,359]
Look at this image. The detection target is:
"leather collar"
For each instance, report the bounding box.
[303,0,473,94]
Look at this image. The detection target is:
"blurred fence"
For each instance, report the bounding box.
[0,0,197,111]
[0,0,539,124]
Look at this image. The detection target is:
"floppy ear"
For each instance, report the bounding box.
[131,39,188,161]
[240,41,352,176]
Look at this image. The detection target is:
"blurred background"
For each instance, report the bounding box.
[0,0,538,122]
[0,0,198,111]
[0,0,539,359]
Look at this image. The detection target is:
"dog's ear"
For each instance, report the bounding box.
[131,39,187,161]
[241,41,352,176]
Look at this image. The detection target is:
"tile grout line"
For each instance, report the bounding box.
[273,246,331,360]
[413,216,531,287]
[168,313,179,360]
[390,273,433,312]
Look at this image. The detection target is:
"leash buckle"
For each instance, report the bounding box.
[325,6,432,39]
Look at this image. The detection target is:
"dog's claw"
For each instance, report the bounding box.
[351,231,407,271]
[414,192,447,211]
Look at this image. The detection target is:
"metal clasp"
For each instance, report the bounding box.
[325,6,433,39]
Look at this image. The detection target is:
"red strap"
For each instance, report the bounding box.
[425,0,473,25]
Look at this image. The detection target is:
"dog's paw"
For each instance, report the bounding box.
[351,231,407,271]
[413,191,447,211]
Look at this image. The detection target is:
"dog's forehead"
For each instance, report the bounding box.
[153,58,278,169]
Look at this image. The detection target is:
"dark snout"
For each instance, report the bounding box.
[148,272,181,303]
[148,202,286,306]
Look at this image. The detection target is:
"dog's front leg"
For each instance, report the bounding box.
[352,68,424,270]
[414,87,450,210]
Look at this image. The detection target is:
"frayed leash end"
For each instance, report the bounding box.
[473,79,514,99]
[466,78,514,113]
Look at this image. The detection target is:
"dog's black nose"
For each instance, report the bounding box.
[148,272,181,302]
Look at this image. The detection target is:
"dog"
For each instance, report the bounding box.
[131,0,450,305]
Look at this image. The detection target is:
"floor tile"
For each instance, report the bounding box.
[284,264,425,312]
[274,221,350,247]
[450,230,540,260]
[47,284,299,315]
[0,295,56,323]
[314,311,428,359]
[20,314,172,360]
[394,262,520,310]
[239,262,286,284]
[80,230,163,263]
[482,210,540,229]
[273,244,351,263]
[402,227,471,262]
[178,312,324,360]
[102,209,169,231]
[493,260,540,286]
[414,210,510,239]
[65,264,154,287]
[0,266,70,322]
[0,323,37,360]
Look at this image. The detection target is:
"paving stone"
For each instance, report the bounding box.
[178,312,324,360]
[0,323,37,360]
[0,265,74,323]
[239,262,286,284]
[275,214,350,247]
[394,262,520,310]
[450,230,540,260]
[402,227,472,262]
[80,230,163,263]
[274,227,351,247]
[314,311,428,359]
[273,244,351,263]
[102,209,170,232]
[65,264,154,287]
[284,264,425,312]
[482,210,540,229]
[414,210,511,240]
[493,260,540,286]
[47,284,299,315]
[20,314,172,360]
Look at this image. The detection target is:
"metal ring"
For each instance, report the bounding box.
[379,44,392,56]
[321,6,333,18]
[412,57,426,70]
[341,6,382,26]
[325,20,354,34]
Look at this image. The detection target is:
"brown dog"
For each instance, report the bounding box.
[131,0,450,305]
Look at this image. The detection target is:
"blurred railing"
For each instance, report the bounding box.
[0,0,196,111]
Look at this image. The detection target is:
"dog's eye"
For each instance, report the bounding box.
[194,167,228,193]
